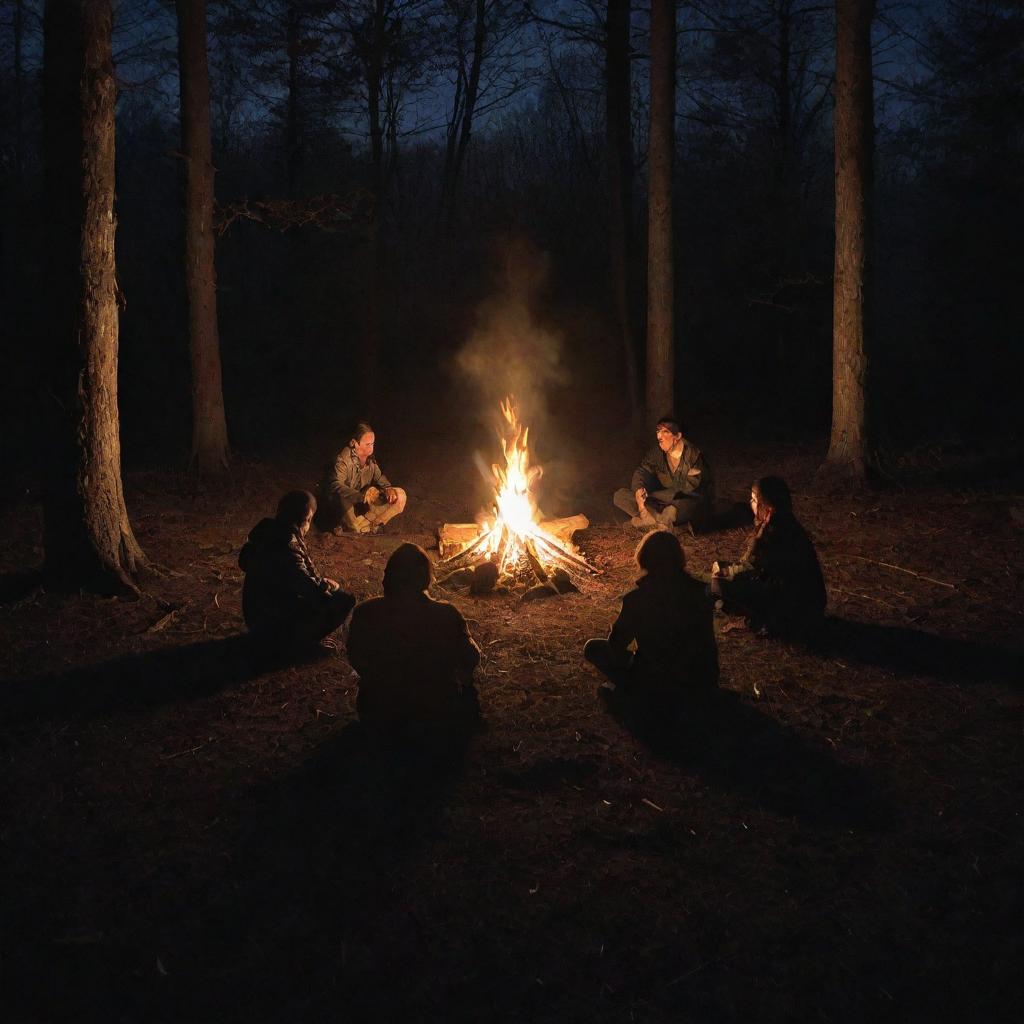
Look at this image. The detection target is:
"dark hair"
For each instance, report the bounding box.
[754,476,792,513]
[276,490,316,528]
[383,542,432,596]
[349,420,374,445]
[635,528,686,576]
[655,415,684,436]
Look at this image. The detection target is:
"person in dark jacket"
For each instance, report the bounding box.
[613,416,714,530]
[239,490,355,654]
[584,529,719,700]
[711,476,826,638]
[315,420,407,534]
[347,543,481,742]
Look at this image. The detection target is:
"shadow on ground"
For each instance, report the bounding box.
[812,616,1022,688]
[6,722,474,1022]
[602,687,884,830]
[2,633,276,725]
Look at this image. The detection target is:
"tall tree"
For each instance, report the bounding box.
[606,0,640,419]
[177,0,230,477]
[42,0,146,592]
[646,0,675,420]
[824,0,875,480]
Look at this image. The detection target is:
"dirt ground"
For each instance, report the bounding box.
[2,428,1022,1023]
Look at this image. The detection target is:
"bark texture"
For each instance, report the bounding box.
[606,0,641,418]
[646,0,675,422]
[177,0,231,477]
[825,0,876,480]
[43,0,146,592]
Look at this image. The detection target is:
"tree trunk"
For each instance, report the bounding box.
[646,0,675,422]
[606,0,641,420]
[360,0,388,408]
[14,0,25,186]
[442,0,487,228]
[825,0,875,481]
[42,0,146,593]
[176,0,231,477]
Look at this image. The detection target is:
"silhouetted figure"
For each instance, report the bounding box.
[239,490,355,655]
[711,476,826,638]
[585,530,719,711]
[315,419,407,534]
[348,543,481,744]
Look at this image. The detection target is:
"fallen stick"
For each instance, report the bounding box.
[842,554,956,589]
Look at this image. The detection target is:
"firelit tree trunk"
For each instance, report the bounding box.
[646,0,675,422]
[825,0,876,481]
[42,0,146,593]
[606,0,641,420]
[177,0,231,477]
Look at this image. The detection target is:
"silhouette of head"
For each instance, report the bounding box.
[635,528,686,577]
[383,542,432,596]
[754,476,793,514]
[276,490,317,532]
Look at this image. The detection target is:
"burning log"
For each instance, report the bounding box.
[437,399,602,591]
[438,514,589,559]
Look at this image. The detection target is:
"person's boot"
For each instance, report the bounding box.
[342,507,372,534]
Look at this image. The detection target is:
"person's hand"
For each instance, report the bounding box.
[323,577,340,592]
[635,487,647,510]
[363,485,380,505]
[385,486,398,504]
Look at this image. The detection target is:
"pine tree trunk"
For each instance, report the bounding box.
[177,0,230,478]
[825,0,875,481]
[646,0,675,422]
[42,0,146,593]
[606,0,641,420]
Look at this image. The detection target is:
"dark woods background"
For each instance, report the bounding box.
[1,0,1021,482]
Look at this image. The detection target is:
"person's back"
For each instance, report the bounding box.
[585,529,719,697]
[618,570,719,691]
[347,543,480,736]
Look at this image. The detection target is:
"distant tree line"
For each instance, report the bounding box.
[0,0,1020,587]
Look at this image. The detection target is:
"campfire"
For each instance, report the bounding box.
[438,399,601,594]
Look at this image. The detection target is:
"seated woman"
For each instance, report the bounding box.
[613,415,714,531]
[584,530,719,703]
[711,476,826,638]
[347,543,481,743]
[315,420,407,535]
[239,490,355,656]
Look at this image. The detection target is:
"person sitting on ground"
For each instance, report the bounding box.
[613,416,714,531]
[347,543,482,742]
[315,420,407,535]
[239,490,355,655]
[584,529,719,704]
[710,476,826,638]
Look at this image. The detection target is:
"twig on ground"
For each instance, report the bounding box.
[840,555,956,589]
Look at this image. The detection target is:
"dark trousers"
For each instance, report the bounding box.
[612,487,711,526]
[249,588,355,655]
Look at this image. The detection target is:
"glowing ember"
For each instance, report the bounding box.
[440,398,600,585]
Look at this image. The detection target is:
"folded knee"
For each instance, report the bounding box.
[393,487,407,511]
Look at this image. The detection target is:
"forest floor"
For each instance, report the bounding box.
[1,425,1022,1023]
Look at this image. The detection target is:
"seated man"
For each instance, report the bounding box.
[315,420,407,535]
[347,543,481,743]
[585,529,719,704]
[711,476,826,638]
[239,490,355,655]
[613,416,714,530]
